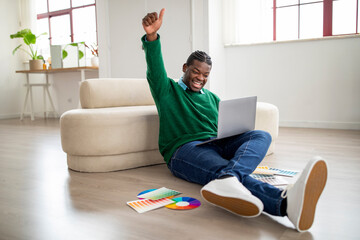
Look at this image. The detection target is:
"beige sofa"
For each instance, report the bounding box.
[60,78,279,173]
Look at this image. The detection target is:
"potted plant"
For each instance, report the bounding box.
[10,29,47,70]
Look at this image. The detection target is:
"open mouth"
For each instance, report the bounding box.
[191,79,203,89]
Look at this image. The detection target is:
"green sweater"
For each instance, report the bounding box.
[142,35,220,163]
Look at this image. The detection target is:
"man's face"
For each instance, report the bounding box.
[182,60,211,92]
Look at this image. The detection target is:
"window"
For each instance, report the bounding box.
[224,0,359,45]
[276,0,324,41]
[35,0,97,61]
[333,0,358,34]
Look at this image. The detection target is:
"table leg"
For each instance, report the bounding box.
[80,69,85,81]
[43,86,47,118]
[29,85,34,121]
[23,73,35,121]
[45,74,57,117]
[30,86,35,121]
[21,86,30,121]
[45,87,57,117]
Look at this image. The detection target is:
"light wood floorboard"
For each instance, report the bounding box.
[0,118,359,240]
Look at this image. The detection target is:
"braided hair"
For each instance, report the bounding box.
[186,50,212,67]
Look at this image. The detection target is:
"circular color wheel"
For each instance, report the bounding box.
[165,197,201,210]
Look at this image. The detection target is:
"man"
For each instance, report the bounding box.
[142,8,327,232]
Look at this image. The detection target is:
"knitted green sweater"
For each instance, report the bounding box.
[142,35,220,163]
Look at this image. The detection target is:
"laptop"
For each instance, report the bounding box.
[196,96,257,146]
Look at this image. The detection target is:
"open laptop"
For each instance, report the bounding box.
[196,96,257,146]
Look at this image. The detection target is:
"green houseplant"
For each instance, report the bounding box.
[10,29,47,70]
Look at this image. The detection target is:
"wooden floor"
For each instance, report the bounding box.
[0,118,359,240]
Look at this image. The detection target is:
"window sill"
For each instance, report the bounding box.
[224,34,360,48]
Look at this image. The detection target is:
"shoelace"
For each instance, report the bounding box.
[280,183,294,198]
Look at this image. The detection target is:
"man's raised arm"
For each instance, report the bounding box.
[141,8,169,101]
[142,8,165,41]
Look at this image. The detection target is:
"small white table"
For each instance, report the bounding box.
[16,67,98,120]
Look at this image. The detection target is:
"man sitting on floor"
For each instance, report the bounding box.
[141,8,327,232]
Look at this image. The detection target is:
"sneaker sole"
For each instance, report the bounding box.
[201,190,261,217]
[298,160,328,231]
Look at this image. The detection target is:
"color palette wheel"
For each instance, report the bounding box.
[165,197,201,210]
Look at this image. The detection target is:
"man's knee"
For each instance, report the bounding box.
[254,130,272,143]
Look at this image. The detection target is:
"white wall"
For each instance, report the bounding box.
[225,36,360,129]
[0,0,24,119]
[207,0,226,99]
[190,0,209,52]
[98,0,192,79]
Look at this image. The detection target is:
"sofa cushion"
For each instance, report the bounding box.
[60,105,159,156]
[80,78,155,108]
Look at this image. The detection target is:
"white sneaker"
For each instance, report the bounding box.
[201,176,264,218]
[283,156,328,232]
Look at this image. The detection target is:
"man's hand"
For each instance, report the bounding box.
[142,8,165,41]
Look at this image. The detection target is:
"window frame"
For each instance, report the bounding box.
[37,0,97,45]
[273,0,359,41]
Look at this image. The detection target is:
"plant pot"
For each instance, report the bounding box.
[29,59,43,70]
[91,56,99,67]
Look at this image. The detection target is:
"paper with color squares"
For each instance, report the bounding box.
[137,187,181,200]
[269,167,299,177]
[250,174,289,186]
[252,166,276,175]
[127,198,175,213]
[253,166,300,177]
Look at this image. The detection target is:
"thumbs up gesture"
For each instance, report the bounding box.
[142,8,165,41]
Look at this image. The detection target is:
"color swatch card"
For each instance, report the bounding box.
[137,187,181,200]
[269,167,299,177]
[137,189,157,199]
[127,198,175,213]
[251,174,289,186]
[252,166,276,175]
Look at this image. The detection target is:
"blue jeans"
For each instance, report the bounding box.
[167,130,285,216]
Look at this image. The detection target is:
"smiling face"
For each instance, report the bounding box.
[182,60,211,92]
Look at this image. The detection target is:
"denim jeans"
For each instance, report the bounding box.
[168,130,285,216]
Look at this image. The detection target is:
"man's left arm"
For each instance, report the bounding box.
[142,9,170,100]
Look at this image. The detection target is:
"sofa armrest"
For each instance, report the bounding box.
[255,102,279,139]
[80,78,155,108]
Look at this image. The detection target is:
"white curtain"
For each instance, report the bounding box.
[18,0,37,30]
[16,0,38,62]
[223,0,273,45]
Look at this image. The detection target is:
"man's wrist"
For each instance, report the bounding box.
[146,33,158,41]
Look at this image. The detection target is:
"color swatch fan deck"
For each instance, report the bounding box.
[127,198,174,213]
[137,187,181,200]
